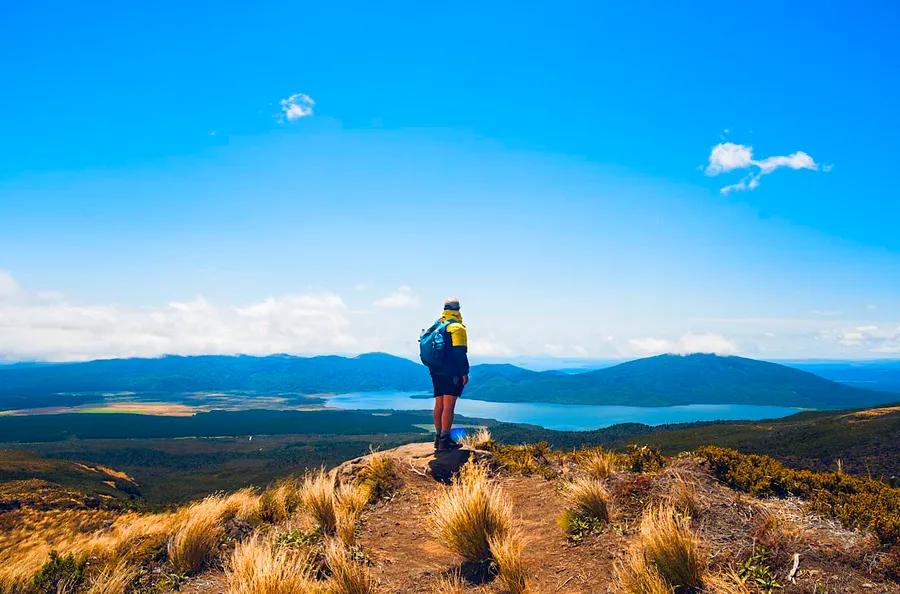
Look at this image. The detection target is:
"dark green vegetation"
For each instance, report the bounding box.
[698,446,900,544]
[0,352,429,410]
[4,352,896,412]
[0,409,428,442]
[7,433,423,505]
[465,353,893,407]
[488,403,900,480]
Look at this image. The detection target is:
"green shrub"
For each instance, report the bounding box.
[32,551,86,594]
[697,446,900,544]
[625,445,667,473]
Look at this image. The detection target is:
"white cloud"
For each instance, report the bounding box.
[705,142,821,193]
[0,273,354,361]
[628,333,738,356]
[0,271,22,300]
[469,336,514,357]
[372,286,420,309]
[824,324,900,354]
[279,93,315,122]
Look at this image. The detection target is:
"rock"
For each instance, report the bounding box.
[331,441,497,485]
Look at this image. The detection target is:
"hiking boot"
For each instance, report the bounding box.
[438,434,463,451]
[433,433,440,451]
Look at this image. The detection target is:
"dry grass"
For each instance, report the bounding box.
[224,487,264,525]
[335,483,370,545]
[488,531,529,594]
[559,477,612,538]
[614,548,674,594]
[638,505,705,590]
[301,468,339,535]
[429,460,513,562]
[750,507,802,556]
[167,495,229,574]
[325,539,379,594]
[260,478,303,523]
[704,570,752,594]
[84,559,139,594]
[431,571,467,593]
[580,448,619,479]
[663,473,699,517]
[460,427,493,450]
[225,533,324,594]
[355,450,400,503]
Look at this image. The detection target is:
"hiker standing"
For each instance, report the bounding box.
[419,298,469,451]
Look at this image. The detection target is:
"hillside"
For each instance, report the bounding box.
[466,353,891,408]
[0,440,897,593]
[488,402,900,481]
[0,353,428,410]
[2,352,894,412]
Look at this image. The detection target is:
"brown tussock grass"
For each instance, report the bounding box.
[355,450,400,503]
[559,477,613,532]
[260,477,303,523]
[663,473,699,517]
[84,559,139,594]
[429,460,513,562]
[638,505,705,590]
[167,495,229,574]
[431,571,467,594]
[751,507,803,556]
[580,448,619,479]
[301,468,339,535]
[325,539,379,594]
[460,426,493,450]
[704,570,752,594]
[488,530,529,594]
[226,532,324,594]
[614,548,674,594]
[335,483,370,545]
[224,487,264,525]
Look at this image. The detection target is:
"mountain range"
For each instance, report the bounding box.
[1,352,896,410]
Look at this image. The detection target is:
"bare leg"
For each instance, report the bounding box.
[433,396,443,434]
[440,395,458,433]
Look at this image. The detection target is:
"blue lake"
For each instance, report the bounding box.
[322,391,803,431]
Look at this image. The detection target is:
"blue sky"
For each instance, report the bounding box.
[1,1,898,361]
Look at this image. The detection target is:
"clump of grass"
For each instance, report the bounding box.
[167,495,228,574]
[614,548,673,594]
[301,469,339,535]
[335,483,370,545]
[260,478,303,523]
[432,571,467,593]
[224,487,264,525]
[84,560,138,594]
[638,505,705,590]
[325,539,378,594]
[704,570,752,594]
[460,427,493,450]
[488,531,529,594]
[751,508,801,556]
[355,450,400,503]
[429,460,513,562]
[580,448,619,479]
[225,533,324,594]
[663,473,699,517]
[558,478,612,541]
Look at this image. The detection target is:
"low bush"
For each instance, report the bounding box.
[625,445,667,473]
[697,446,900,544]
[31,551,86,594]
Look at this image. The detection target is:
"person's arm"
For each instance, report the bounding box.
[448,324,470,378]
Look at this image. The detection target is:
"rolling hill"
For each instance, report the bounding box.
[1,352,894,411]
[464,353,892,408]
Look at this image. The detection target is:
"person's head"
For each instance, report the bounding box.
[443,297,461,311]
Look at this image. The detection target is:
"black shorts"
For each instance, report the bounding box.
[431,373,465,398]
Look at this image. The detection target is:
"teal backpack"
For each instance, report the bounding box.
[419,319,454,369]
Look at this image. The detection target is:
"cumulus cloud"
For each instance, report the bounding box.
[373,286,420,309]
[0,272,354,361]
[824,324,900,354]
[628,333,738,356]
[279,93,315,122]
[705,142,821,193]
